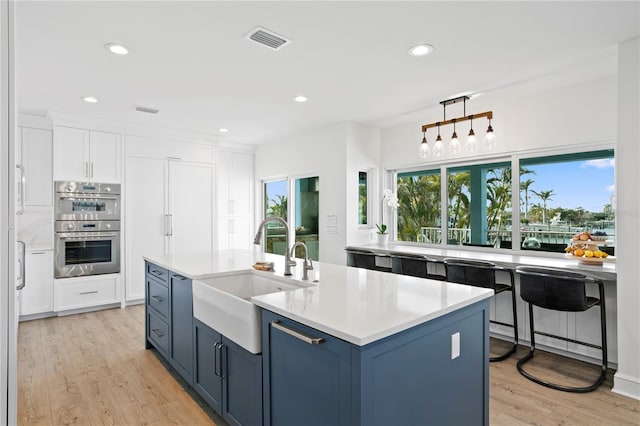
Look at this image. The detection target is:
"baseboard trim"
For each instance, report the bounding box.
[613,373,640,400]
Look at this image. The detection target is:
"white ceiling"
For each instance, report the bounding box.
[15,1,640,145]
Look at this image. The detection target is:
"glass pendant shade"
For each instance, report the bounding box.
[483,124,496,149]
[448,131,460,154]
[465,128,478,152]
[419,138,430,158]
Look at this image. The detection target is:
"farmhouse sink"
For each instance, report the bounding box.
[192,272,309,354]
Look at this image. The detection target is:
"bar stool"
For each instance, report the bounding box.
[344,247,392,273]
[444,258,518,362]
[515,266,607,393]
[390,252,446,280]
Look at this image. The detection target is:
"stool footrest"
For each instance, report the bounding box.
[533,330,603,350]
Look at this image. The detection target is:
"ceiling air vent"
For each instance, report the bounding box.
[245,26,291,50]
[135,106,159,114]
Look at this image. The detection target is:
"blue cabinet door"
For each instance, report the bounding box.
[262,311,353,426]
[223,336,263,426]
[170,273,193,384]
[194,319,223,414]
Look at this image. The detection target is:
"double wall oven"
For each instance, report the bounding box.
[54,181,121,278]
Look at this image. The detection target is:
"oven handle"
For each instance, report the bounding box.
[57,233,120,240]
[57,195,120,201]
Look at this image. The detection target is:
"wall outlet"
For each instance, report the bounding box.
[451,332,460,360]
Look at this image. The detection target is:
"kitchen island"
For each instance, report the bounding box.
[143,249,493,426]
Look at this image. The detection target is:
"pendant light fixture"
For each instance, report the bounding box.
[433,124,444,157]
[419,130,430,158]
[418,95,495,158]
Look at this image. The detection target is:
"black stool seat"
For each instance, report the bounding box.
[345,247,392,273]
[390,252,446,281]
[515,266,607,393]
[444,258,518,362]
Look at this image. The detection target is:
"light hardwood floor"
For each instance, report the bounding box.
[18,305,640,426]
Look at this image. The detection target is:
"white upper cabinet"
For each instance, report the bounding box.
[53,126,121,182]
[17,127,53,206]
[217,150,254,250]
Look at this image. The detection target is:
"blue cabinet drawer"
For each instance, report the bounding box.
[148,310,169,356]
[146,262,168,284]
[147,277,169,319]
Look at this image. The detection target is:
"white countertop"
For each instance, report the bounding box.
[348,243,617,281]
[144,249,494,346]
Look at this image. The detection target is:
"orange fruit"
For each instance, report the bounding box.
[574,249,585,257]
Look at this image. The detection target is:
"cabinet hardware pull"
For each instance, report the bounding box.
[16,241,26,290]
[272,321,325,345]
[150,295,163,302]
[173,275,187,281]
[16,164,25,215]
[31,252,46,255]
[85,162,89,178]
[151,329,164,338]
[90,162,94,179]
[79,290,99,295]
[214,342,223,377]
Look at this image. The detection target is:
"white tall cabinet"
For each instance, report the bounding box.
[125,136,215,302]
[53,126,121,182]
[217,150,254,250]
[16,124,55,318]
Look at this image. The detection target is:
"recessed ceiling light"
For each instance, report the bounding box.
[82,96,99,103]
[218,128,229,133]
[408,44,434,57]
[104,43,129,55]
[293,95,308,103]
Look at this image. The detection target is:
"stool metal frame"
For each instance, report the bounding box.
[515,266,607,393]
[390,252,446,281]
[444,258,518,362]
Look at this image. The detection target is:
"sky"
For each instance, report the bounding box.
[521,159,615,213]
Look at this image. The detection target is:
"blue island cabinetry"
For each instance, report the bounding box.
[261,299,490,426]
[144,261,194,383]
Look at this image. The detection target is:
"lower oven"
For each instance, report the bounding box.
[54,220,120,278]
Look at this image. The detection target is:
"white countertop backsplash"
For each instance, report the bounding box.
[144,249,493,346]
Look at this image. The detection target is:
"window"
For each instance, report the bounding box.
[519,150,615,253]
[263,176,320,261]
[358,171,368,225]
[393,148,614,254]
[264,180,288,255]
[397,169,441,243]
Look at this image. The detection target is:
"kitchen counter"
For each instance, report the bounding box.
[348,243,617,281]
[144,249,493,346]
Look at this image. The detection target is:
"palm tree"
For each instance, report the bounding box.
[532,189,554,224]
[520,178,535,220]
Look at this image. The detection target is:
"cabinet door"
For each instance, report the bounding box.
[53,126,89,181]
[230,152,253,216]
[19,250,54,316]
[90,130,121,183]
[168,161,213,255]
[264,314,353,426]
[20,127,53,206]
[223,336,262,426]
[194,319,223,414]
[217,151,231,217]
[125,157,167,301]
[170,274,193,383]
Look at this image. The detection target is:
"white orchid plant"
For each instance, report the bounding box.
[376,189,399,234]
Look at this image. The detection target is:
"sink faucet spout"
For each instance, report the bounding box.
[254,216,295,275]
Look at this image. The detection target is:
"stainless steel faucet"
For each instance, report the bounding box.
[254,216,296,275]
[290,242,314,280]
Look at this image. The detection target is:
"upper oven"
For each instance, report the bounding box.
[55,181,121,221]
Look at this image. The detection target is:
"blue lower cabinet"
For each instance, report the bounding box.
[169,273,193,384]
[262,299,490,426]
[194,319,263,426]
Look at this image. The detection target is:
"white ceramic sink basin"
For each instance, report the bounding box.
[192,272,306,354]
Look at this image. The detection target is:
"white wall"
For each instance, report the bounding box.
[345,123,381,245]
[613,37,640,400]
[255,123,349,265]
